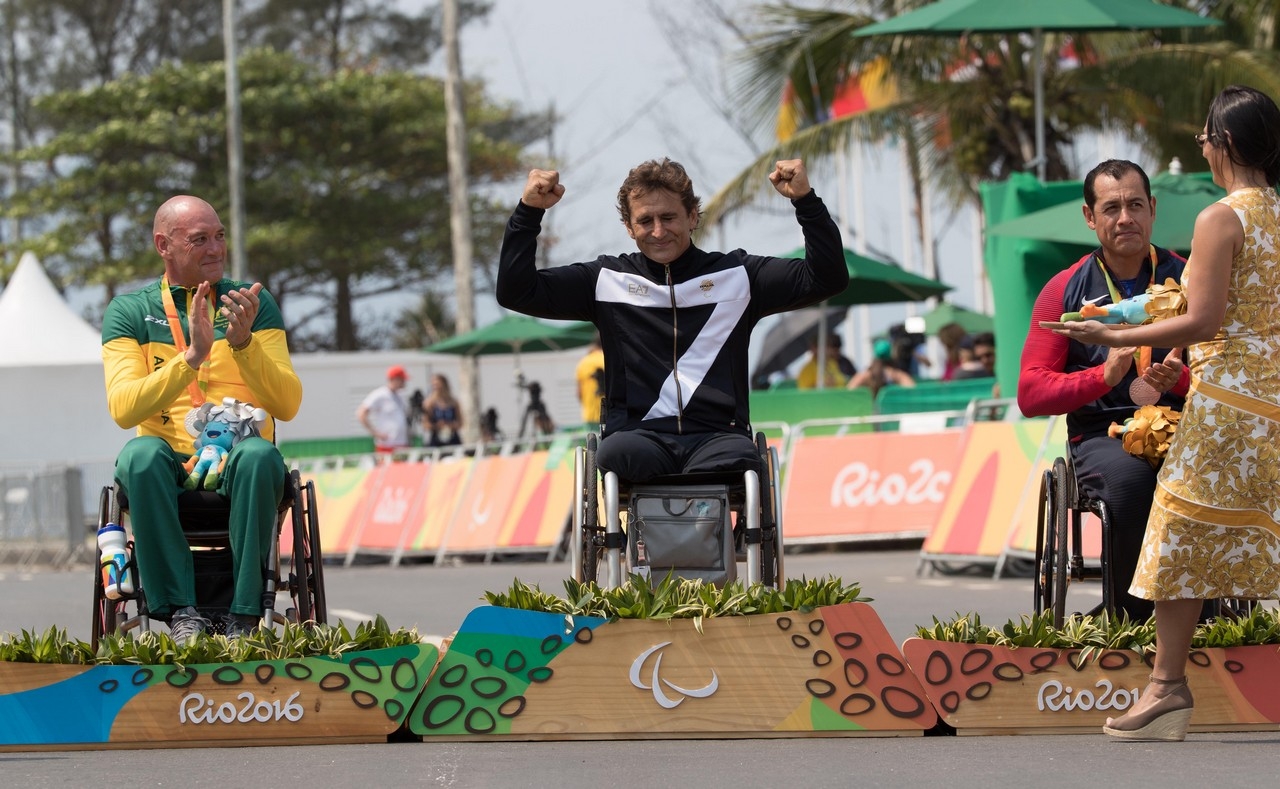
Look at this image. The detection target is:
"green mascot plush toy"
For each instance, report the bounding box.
[183,398,268,490]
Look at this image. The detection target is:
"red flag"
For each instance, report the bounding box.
[830,57,897,119]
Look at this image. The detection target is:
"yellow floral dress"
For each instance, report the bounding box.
[1131,187,1280,600]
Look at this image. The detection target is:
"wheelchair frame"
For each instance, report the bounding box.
[1034,446,1256,627]
[570,431,784,589]
[1033,449,1116,628]
[91,468,327,647]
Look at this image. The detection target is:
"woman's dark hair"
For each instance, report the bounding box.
[1206,85,1280,186]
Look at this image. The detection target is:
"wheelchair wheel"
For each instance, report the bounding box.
[1052,458,1070,627]
[756,433,779,588]
[92,560,124,647]
[580,434,604,584]
[91,485,121,649]
[1033,469,1051,616]
[92,562,120,649]
[1034,461,1070,628]
[288,470,327,625]
[1038,458,1070,628]
[305,477,328,624]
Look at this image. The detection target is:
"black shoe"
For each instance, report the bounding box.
[220,613,259,639]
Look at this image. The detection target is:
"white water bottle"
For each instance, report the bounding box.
[97,523,134,599]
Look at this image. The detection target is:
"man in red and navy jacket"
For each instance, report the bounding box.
[1019,160,1189,622]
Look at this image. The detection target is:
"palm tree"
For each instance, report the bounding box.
[701,1,1280,236]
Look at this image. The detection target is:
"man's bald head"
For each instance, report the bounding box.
[154,196,226,287]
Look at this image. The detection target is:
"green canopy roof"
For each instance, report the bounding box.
[780,247,951,306]
[985,170,1224,253]
[424,314,595,356]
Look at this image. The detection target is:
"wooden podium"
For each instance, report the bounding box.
[0,643,437,750]
[901,639,1280,735]
[410,602,937,740]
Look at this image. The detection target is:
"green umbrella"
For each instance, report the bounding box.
[855,0,1221,179]
[984,170,1224,252]
[781,247,951,306]
[424,314,595,359]
[778,247,950,388]
[425,314,594,436]
[920,302,994,335]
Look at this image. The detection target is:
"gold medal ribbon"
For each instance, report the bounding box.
[159,275,212,406]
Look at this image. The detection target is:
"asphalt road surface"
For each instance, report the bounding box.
[2,549,1278,788]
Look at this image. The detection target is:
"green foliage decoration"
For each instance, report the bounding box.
[483,574,869,624]
[916,606,1280,663]
[0,616,420,666]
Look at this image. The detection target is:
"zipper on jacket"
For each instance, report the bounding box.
[666,266,683,433]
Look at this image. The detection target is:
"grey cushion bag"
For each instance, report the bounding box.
[627,485,736,585]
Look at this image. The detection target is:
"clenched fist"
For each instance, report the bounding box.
[769,159,812,200]
[522,169,565,210]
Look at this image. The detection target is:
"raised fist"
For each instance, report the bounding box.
[522,169,565,210]
[768,159,812,200]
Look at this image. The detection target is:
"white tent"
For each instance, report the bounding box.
[0,251,103,365]
[0,253,129,474]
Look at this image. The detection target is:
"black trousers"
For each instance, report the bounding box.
[595,429,760,483]
[1071,436,1158,622]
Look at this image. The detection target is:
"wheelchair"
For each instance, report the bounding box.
[91,468,327,647]
[1033,448,1116,628]
[1034,445,1252,628]
[569,431,784,589]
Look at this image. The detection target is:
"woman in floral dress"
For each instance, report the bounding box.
[1044,84,1280,742]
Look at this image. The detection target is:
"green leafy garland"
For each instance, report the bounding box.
[0,615,421,666]
[916,606,1280,662]
[484,574,868,621]
[0,577,866,665]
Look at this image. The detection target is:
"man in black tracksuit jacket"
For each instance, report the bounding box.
[496,157,848,481]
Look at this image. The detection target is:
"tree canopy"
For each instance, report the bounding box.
[703,0,1280,232]
[7,48,531,349]
[0,0,538,350]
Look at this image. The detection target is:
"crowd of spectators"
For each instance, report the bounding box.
[765,320,996,397]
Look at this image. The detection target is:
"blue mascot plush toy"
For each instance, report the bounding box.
[183,398,268,490]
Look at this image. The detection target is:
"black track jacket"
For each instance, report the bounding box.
[496,191,848,437]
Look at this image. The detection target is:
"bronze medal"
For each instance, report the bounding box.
[1129,378,1160,406]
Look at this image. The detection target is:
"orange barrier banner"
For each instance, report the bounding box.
[304,466,375,556]
[350,462,432,552]
[439,454,530,556]
[1002,417,1102,561]
[782,431,964,540]
[496,447,576,549]
[405,457,471,553]
[923,420,1057,560]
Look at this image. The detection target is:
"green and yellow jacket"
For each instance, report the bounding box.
[101,277,302,454]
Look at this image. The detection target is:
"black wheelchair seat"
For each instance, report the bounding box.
[571,432,783,589]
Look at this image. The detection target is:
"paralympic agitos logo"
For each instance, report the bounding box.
[629,641,719,709]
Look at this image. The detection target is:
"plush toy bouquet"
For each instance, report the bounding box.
[1063,278,1188,467]
[1108,404,1182,469]
[183,397,269,490]
[1059,277,1187,325]
[1062,277,1188,404]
